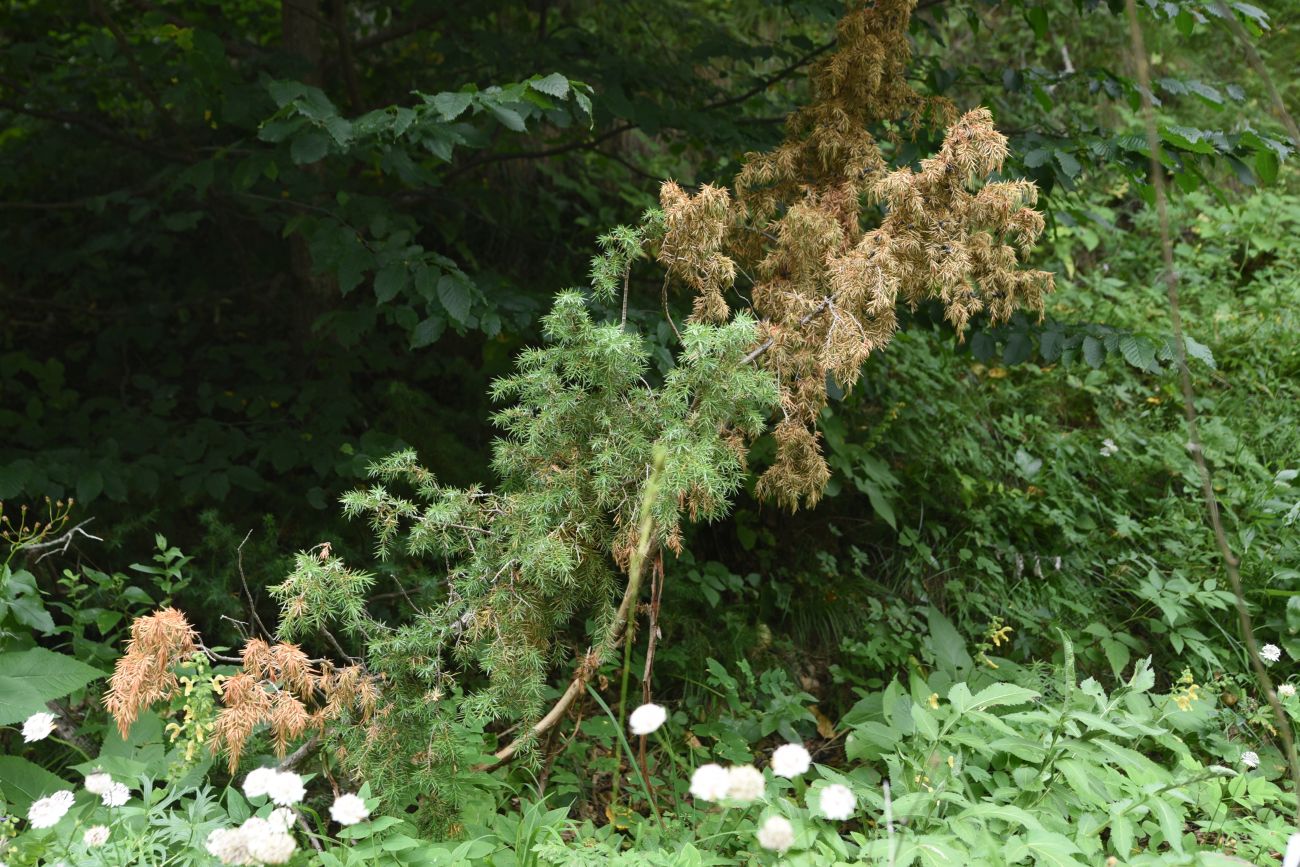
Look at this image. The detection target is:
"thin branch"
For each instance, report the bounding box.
[26,519,103,563]
[741,297,832,365]
[236,530,272,640]
[1211,1,1300,149]
[482,452,666,770]
[1125,0,1300,818]
[353,13,444,51]
[447,40,834,181]
[279,733,322,770]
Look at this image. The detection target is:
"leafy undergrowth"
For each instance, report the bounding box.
[2,180,1298,865]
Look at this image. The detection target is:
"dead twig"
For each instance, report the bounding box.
[27,519,103,563]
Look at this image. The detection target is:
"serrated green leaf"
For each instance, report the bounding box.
[290,131,330,165]
[966,683,1040,713]
[432,91,473,121]
[374,264,408,303]
[530,73,570,98]
[0,756,68,810]
[1025,830,1088,867]
[0,648,105,724]
[1183,335,1216,369]
[437,275,473,324]
[1119,334,1157,370]
[1082,335,1104,368]
[489,104,527,132]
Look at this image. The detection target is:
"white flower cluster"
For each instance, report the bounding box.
[689,763,766,803]
[242,767,307,807]
[205,816,297,865]
[27,790,75,829]
[628,703,668,736]
[1241,750,1260,769]
[83,770,132,807]
[756,815,794,853]
[22,712,57,743]
[1260,643,1283,665]
[689,741,857,856]
[1099,438,1119,458]
[1279,683,1296,699]
[817,783,856,820]
[770,743,811,778]
[84,825,111,847]
[329,792,371,826]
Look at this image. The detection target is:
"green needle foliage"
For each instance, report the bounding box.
[328,227,779,824]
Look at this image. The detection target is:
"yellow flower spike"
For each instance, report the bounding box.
[928,693,940,709]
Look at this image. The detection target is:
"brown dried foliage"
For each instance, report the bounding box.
[107,611,377,772]
[104,607,197,738]
[660,0,1053,508]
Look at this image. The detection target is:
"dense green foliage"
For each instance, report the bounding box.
[2,0,1299,864]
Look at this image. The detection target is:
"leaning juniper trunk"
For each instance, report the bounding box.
[107,0,1053,832]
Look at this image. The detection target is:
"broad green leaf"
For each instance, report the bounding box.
[290,131,330,165]
[926,607,972,675]
[1082,335,1104,368]
[374,264,408,303]
[1025,830,1088,867]
[0,647,105,724]
[965,683,1039,713]
[0,756,68,809]
[437,275,472,324]
[1119,334,1156,371]
[530,73,570,98]
[433,91,473,121]
[911,702,939,740]
[956,803,1046,832]
[1183,335,1216,369]
[411,316,446,349]
[1148,796,1185,853]
[489,104,527,132]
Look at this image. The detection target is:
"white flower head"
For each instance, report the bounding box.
[1100,438,1119,458]
[329,792,371,826]
[205,828,250,865]
[22,712,57,743]
[770,743,811,778]
[689,763,730,802]
[268,807,296,831]
[242,766,279,799]
[628,703,667,736]
[1261,644,1282,665]
[1241,750,1260,769]
[241,816,297,864]
[101,781,130,808]
[265,770,306,807]
[27,790,75,829]
[83,825,110,847]
[84,772,113,796]
[817,783,856,820]
[1279,683,1296,699]
[756,815,795,853]
[1283,832,1300,867]
[725,765,765,803]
